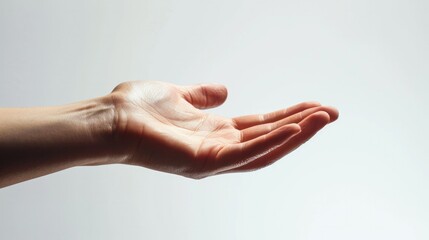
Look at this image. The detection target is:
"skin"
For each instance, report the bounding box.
[0,81,338,188]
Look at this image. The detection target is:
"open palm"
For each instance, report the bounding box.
[110,81,338,179]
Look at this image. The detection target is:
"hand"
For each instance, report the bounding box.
[109,81,339,179]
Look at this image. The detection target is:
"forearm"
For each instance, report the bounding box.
[0,96,115,188]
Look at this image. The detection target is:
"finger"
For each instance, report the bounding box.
[241,106,338,141]
[181,83,228,109]
[220,111,330,173]
[210,124,302,173]
[233,101,321,130]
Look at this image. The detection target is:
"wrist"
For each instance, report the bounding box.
[42,95,119,166]
[69,95,118,165]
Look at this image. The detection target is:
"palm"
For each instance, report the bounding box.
[111,81,338,179]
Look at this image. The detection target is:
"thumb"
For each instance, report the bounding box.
[181,83,228,109]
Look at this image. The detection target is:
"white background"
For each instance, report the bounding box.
[1,0,428,239]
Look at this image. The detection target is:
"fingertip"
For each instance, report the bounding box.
[300,111,331,129]
[319,106,339,123]
[315,111,331,122]
[211,83,228,92]
[213,83,228,102]
[302,103,338,123]
[328,106,339,122]
[182,83,228,109]
[313,105,339,123]
[202,83,228,105]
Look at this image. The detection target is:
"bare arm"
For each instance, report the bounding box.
[0,97,115,187]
